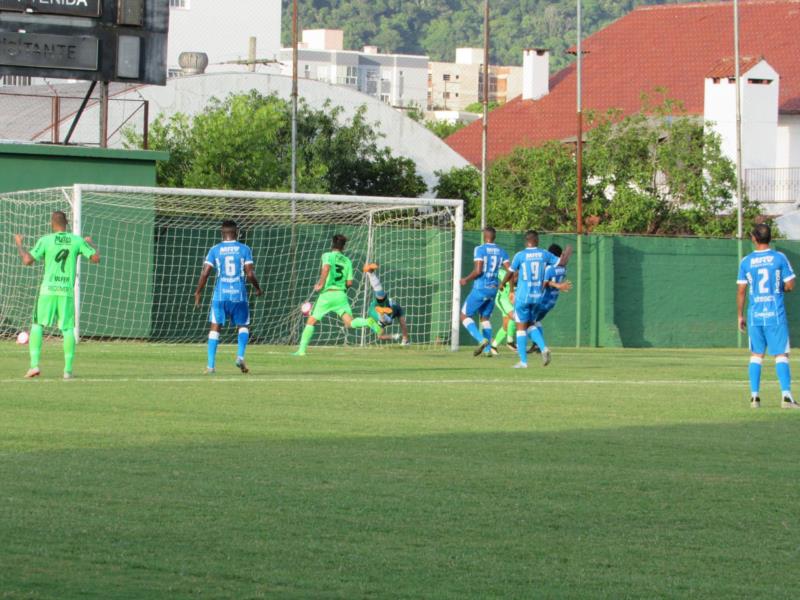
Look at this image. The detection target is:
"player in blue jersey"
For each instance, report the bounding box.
[194,220,263,374]
[501,231,571,368]
[737,224,799,409]
[528,244,572,354]
[460,226,510,356]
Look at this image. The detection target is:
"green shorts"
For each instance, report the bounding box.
[34,294,75,330]
[495,294,514,316]
[311,290,353,321]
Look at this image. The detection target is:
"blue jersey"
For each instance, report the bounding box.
[738,249,795,327]
[204,241,255,303]
[472,243,509,291]
[539,264,567,312]
[509,247,559,304]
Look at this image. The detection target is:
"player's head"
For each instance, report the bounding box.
[51,211,68,232]
[751,223,771,245]
[548,243,562,257]
[331,234,348,251]
[221,220,238,240]
[483,226,497,243]
[525,230,539,247]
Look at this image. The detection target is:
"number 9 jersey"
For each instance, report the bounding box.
[205,241,254,303]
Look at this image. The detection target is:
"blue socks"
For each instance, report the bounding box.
[463,317,484,344]
[516,331,528,364]
[776,356,791,396]
[237,327,249,360]
[749,357,762,396]
[528,324,547,351]
[481,320,492,352]
[208,331,220,369]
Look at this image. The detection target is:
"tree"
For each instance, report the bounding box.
[426,120,467,139]
[125,91,427,198]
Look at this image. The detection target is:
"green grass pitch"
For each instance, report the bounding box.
[1,341,799,598]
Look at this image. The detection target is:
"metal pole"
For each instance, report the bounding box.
[291,0,298,194]
[99,81,109,148]
[72,184,82,342]
[51,96,60,144]
[734,0,744,241]
[451,202,465,351]
[248,36,257,73]
[480,0,489,230]
[64,81,97,145]
[143,100,150,149]
[575,0,583,348]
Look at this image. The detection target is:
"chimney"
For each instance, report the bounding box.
[522,48,549,100]
[363,45,379,55]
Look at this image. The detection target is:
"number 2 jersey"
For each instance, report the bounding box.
[204,241,254,303]
[737,249,796,327]
[30,232,97,297]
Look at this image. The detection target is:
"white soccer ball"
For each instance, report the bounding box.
[301,301,313,317]
[16,331,29,345]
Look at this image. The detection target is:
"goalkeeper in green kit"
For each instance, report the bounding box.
[14,211,100,379]
[491,267,517,352]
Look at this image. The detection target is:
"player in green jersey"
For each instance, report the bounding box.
[491,267,517,352]
[14,211,101,379]
[363,263,410,345]
[293,234,382,356]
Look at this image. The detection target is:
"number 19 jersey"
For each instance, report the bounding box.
[737,249,795,327]
[509,247,559,304]
[205,241,254,303]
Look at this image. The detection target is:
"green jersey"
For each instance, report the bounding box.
[320,251,353,292]
[30,232,96,297]
[497,268,512,300]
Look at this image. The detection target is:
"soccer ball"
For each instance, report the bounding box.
[301,301,313,317]
[16,331,29,345]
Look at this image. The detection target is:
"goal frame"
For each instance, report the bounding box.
[70,183,465,350]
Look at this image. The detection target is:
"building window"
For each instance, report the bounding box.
[304,64,311,78]
[170,0,190,9]
[748,78,772,85]
[728,77,736,84]
[443,74,451,81]
[712,77,721,84]
[443,92,450,99]
[455,75,460,80]
[2,75,32,86]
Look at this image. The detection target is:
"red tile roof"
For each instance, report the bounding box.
[446,0,800,166]
[705,55,763,78]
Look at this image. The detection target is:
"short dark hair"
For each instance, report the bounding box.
[332,234,348,250]
[752,223,771,244]
[483,226,497,241]
[525,230,539,246]
[221,220,238,239]
[51,211,68,228]
[548,243,562,257]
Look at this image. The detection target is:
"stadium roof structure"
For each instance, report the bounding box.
[445,0,800,165]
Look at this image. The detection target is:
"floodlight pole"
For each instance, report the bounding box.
[480,0,489,230]
[734,0,744,349]
[575,0,583,348]
[291,0,299,194]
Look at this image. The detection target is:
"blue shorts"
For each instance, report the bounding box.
[209,300,250,327]
[462,287,497,319]
[749,323,790,355]
[515,301,539,324]
[532,306,552,323]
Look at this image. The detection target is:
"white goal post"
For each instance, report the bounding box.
[1,184,464,350]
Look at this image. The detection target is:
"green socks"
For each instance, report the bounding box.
[508,321,517,340]
[494,321,517,346]
[62,328,75,374]
[29,324,43,369]
[298,324,315,353]
[352,317,382,334]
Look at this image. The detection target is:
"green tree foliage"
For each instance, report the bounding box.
[426,120,467,139]
[435,97,757,236]
[125,91,427,197]
[463,101,499,114]
[282,1,713,72]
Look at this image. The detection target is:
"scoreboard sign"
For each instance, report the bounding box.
[0,0,168,85]
[0,1,103,18]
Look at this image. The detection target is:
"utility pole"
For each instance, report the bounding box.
[291,0,299,193]
[480,0,489,230]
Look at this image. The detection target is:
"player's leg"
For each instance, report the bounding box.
[26,296,51,378]
[748,326,766,406]
[494,314,509,347]
[528,321,550,366]
[58,296,77,379]
[461,290,486,345]
[479,299,495,356]
[514,304,531,368]
[233,303,251,373]
[364,264,384,296]
[768,323,797,408]
[207,302,225,372]
[295,315,318,356]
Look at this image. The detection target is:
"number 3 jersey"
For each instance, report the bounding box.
[30,232,97,297]
[320,251,354,293]
[737,249,796,327]
[205,241,255,303]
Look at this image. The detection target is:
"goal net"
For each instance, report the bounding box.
[0,185,464,350]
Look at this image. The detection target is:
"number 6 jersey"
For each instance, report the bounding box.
[30,232,97,297]
[737,248,796,327]
[205,240,254,303]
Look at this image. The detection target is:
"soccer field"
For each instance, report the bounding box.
[1,342,798,598]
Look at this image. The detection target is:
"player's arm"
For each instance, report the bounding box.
[83,236,101,264]
[785,279,796,293]
[13,234,35,266]
[737,283,748,332]
[557,245,573,267]
[314,263,330,292]
[244,263,263,296]
[459,259,483,287]
[547,280,573,292]
[194,263,213,308]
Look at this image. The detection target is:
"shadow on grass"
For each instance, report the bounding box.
[1,421,799,599]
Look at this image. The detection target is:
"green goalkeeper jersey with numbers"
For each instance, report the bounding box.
[30,232,96,297]
[320,251,353,292]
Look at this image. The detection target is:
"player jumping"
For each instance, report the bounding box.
[363,263,410,345]
[737,223,799,408]
[14,211,101,379]
[293,234,381,356]
[194,220,263,374]
[502,231,571,368]
[460,226,510,357]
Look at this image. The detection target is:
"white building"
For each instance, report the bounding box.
[278,30,428,108]
[168,0,282,76]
